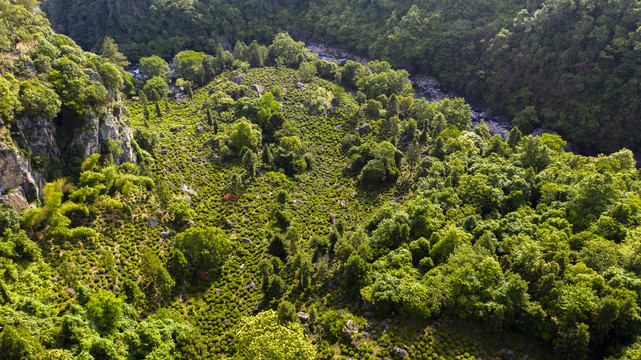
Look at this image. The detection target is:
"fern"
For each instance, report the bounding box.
[69,227,98,239]
[59,201,89,216]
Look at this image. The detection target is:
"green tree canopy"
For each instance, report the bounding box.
[86,290,124,333]
[174,227,232,274]
[234,310,317,359]
[139,55,171,81]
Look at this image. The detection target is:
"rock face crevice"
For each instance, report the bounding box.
[0,96,137,210]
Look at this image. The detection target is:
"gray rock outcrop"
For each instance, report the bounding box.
[0,94,137,211]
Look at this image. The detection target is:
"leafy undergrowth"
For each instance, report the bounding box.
[27,66,555,359]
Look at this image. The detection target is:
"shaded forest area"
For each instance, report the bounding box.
[42,0,641,154]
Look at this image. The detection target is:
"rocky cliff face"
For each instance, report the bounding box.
[0,140,44,207]
[70,100,137,166]
[0,96,137,211]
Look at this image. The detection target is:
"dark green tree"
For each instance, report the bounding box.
[174,227,232,274]
[508,126,523,148]
[140,248,175,302]
[86,290,124,333]
[343,253,369,297]
[268,234,287,260]
[100,37,129,68]
[277,300,298,324]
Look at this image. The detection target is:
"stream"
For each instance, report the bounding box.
[306,42,514,140]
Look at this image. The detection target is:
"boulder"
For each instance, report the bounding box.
[83,68,101,82]
[196,126,205,134]
[499,348,515,359]
[160,230,176,239]
[244,281,256,290]
[242,237,252,244]
[180,184,198,195]
[387,346,409,358]
[253,84,265,93]
[298,311,309,323]
[0,188,30,212]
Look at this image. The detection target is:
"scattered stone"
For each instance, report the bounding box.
[146,219,158,228]
[244,281,255,290]
[253,84,265,93]
[391,196,405,202]
[190,156,198,162]
[224,219,233,229]
[261,238,268,243]
[242,237,252,244]
[240,264,245,270]
[329,213,336,223]
[345,320,359,332]
[242,204,252,210]
[232,74,244,84]
[433,321,442,329]
[186,220,195,228]
[343,320,359,340]
[215,288,221,294]
[296,81,305,88]
[340,200,346,207]
[160,230,176,239]
[196,126,205,134]
[160,149,169,155]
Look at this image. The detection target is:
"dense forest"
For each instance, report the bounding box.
[3,0,641,359]
[41,0,641,154]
